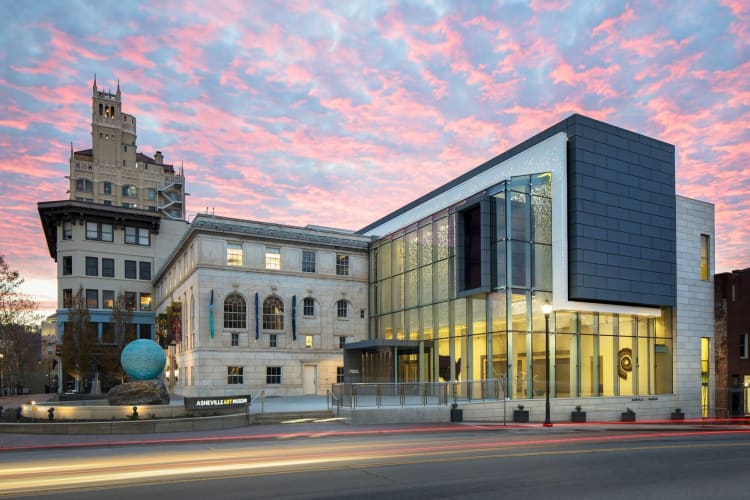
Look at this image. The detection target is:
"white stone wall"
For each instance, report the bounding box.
[674,195,715,417]
[158,228,369,398]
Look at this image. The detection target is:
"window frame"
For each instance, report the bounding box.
[139,261,151,281]
[265,246,281,270]
[139,293,151,311]
[231,332,239,347]
[85,256,98,277]
[102,258,115,278]
[62,256,73,276]
[124,260,137,279]
[102,290,114,309]
[336,299,349,319]
[85,289,98,309]
[266,366,281,384]
[227,366,244,384]
[336,254,350,276]
[262,296,284,330]
[303,297,315,317]
[227,243,243,266]
[741,333,749,360]
[224,293,247,329]
[302,250,316,273]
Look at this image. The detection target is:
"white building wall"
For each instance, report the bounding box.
[674,195,715,417]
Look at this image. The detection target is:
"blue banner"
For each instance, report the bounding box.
[209,289,215,339]
[254,292,259,340]
[292,295,297,341]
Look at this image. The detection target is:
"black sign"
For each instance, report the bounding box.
[184,395,251,411]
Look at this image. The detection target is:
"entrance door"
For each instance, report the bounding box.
[303,365,317,395]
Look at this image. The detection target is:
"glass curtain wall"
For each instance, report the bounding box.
[368,171,673,399]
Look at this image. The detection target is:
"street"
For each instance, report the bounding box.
[1,426,749,499]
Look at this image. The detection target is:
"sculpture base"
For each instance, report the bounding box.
[107,379,170,405]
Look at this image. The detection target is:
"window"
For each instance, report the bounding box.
[125,226,150,245]
[269,334,277,348]
[103,182,112,195]
[337,366,344,383]
[266,366,281,384]
[231,332,239,347]
[102,258,114,277]
[305,335,313,348]
[227,243,243,266]
[85,256,98,276]
[336,299,349,319]
[139,261,151,280]
[62,256,72,275]
[741,333,749,360]
[86,289,98,309]
[339,336,346,348]
[228,366,244,384]
[336,254,349,276]
[103,290,114,309]
[102,323,114,343]
[302,250,316,272]
[303,297,315,317]
[139,324,151,339]
[263,296,284,330]
[63,222,72,240]
[63,288,73,308]
[124,291,137,311]
[147,188,157,201]
[140,293,151,311]
[122,184,137,198]
[124,260,137,279]
[86,222,113,241]
[265,246,281,270]
[76,179,93,193]
[224,293,247,329]
[700,234,710,281]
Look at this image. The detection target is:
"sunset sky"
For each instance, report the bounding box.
[2,1,749,317]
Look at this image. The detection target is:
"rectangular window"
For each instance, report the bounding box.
[147,188,157,201]
[303,297,315,317]
[339,336,346,349]
[741,333,749,359]
[302,250,316,272]
[305,335,313,348]
[337,366,344,383]
[231,332,239,347]
[102,258,114,277]
[140,293,151,311]
[86,289,98,309]
[269,334,277,348]
[102,290,114,309]
[85,256,98,276]
[266,366,281,384]
[63,222,72,240]
[265,246,281,270]
[124,260,137,279]
[63,288,73,308]
[139,261,151,280]
[139,324,151,339]
[336,254,349,276]
[86,222,113,242]
[62,256,72,275]
[227,243,243,266]
[103,182,112,195]
[337,300,348,319]
[125,291,137,311]
[228,366,244,384]
[125,226,150,246]
[700,234,710,281]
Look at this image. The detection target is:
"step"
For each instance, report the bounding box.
[250,410,337,424]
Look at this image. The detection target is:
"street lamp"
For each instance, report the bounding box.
[542,300,553,427]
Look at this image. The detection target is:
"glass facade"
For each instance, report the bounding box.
[368,172,674,400]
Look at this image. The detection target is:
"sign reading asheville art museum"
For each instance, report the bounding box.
[184,395,251,411]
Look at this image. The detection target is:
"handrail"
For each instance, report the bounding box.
[249,390,265,414]
[327,389,341,417]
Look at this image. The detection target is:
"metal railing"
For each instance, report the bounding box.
[331,379,508,409]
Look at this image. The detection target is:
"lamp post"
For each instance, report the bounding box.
[542,300,553,427]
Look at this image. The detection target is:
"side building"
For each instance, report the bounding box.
[346,114,715,420]
[715,267,750,416]
[152,214,370,397]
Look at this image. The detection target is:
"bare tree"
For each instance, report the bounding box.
[61,287,96,391]
[0,255,41,395]
[99,291,133,386]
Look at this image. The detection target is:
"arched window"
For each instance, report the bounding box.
[336,299,349,319]
[224,293,247,329]
[122,184,138,198]
[263,296,284,330]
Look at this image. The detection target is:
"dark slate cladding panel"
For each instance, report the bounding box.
[566,115,676,307]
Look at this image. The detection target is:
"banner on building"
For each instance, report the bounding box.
[169,302,182,344]
[209,289,215,339]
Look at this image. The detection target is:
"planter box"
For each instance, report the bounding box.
[621,412,636,422]
[450,409,463,422]
[670,412,685,421]
[513,410,529,423]
[571,411,587,423]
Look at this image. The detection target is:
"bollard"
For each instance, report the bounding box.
[132,406,139,419]
[48,407,55,421]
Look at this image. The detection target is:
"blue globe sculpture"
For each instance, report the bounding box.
[121,339,166,380]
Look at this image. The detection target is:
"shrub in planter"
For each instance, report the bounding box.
[621,408,636,422]
[670,408,684,421]
[571,405,587,423]
[513,405,529,423]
